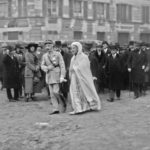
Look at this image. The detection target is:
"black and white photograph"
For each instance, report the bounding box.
[0,0,150,149]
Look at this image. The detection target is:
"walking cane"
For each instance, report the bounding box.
[129,72,131,97]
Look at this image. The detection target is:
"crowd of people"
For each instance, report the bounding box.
[0,39,150,115]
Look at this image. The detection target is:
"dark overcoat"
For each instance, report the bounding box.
[3,54,20,88]
[119,50,130,89]
[0,51,4,81]
[60,50,72,98]
[145,49,150,84]
[128,49,147,83]
[89,50,107,91]
[106,54,123,90]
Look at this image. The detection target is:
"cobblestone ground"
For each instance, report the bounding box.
[0,88,150,150]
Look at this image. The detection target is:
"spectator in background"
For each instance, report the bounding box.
[102,41,111,57]
[0,43,8,90]
[106,45,123,102]
[15,44,26,98]
[24,43,41,102]
[89,42,107,94]
[2,45,20,101]
[54,41,62,52]
[127,42,148,99]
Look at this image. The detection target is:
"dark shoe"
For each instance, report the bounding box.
[107,98,114,102]
[49,110,59,115]
[116,97,121,100]
[25,97,29,102]
[14,98,19,101]
[134,95,139,99]
[9,99,17,102]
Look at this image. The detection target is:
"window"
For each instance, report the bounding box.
[0,2,8,18]
[96,3,105,19]
[140,33,150,43]
[142,6,149,24]
[94,2,109,22]
[118,32,130,46]
[48,30,58,40]
[117,4,132,23]
[97,32,105,41]
[8,32,18,40]
[18,0,27,17]
[74,31,82,40]
[73,0,83,17]
[18,0,23,17]
[48,0,58,17]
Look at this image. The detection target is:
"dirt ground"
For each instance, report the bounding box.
[0,88,150,150]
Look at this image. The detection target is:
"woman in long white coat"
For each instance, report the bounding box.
[69,42,101,115]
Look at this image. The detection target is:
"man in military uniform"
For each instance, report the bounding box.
[41,40,66,114]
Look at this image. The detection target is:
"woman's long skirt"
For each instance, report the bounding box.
[25,77,33,94]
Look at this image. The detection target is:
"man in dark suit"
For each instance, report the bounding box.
[127,42,148,99]
[89,43,107,93]
[2,45,20,101]
[106,45,123,102]
[102,41,111,57]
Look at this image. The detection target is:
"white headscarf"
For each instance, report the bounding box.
[71,42,82,55]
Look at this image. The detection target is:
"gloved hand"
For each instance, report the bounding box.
[93,77,97,80]
[142,65,145,70]
[60,77,65,83]
[128,68,131,72]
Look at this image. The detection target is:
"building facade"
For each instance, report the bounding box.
[0,0,150,45]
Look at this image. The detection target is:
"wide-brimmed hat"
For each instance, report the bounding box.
[26,43,38,50]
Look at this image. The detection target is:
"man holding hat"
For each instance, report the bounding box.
[41,40,66,114]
